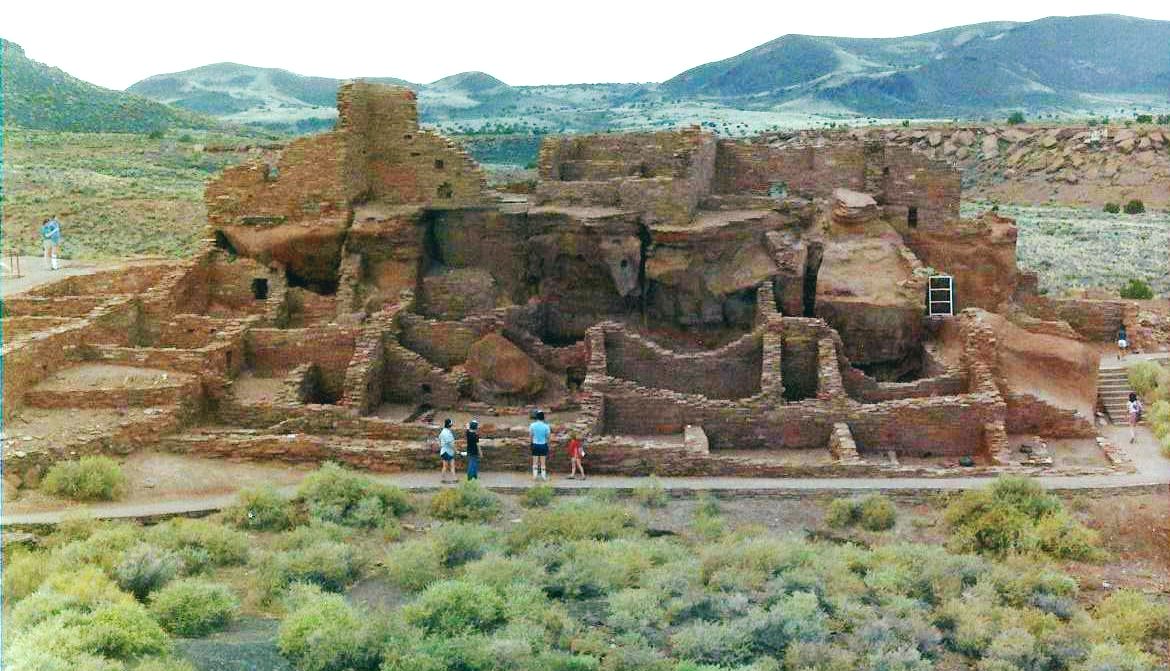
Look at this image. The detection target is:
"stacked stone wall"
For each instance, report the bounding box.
[247,326,357,399]
[603,325,763,400]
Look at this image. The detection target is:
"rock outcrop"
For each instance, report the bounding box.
[464,333,546,398]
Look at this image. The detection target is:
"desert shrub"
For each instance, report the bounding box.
[689,510,726,541]
[750,591,830,656]
[224,484,297,531]
[633,476,668,508]
[694,493,721,518]
[428,481,502,522]
[1124,199,1145,214]
[508,499,640,551]
[548,537,687,599]
[113,543,183,600]
[41,456,127,501]
[857,495,897,531]
[383,538,446,591]
[402,579,506,636]
[1127,361,1167,399]
[607,588,667,632]
[670,619,755,665]
[49,521,143,574]
[80,602,171,659]
[461,553,546,593]
[296,462,412,528]
[3,548,52,602]
[132,659,200,671]
[596,640,671,671]
[1071,642,1157,671]
[1007,111,1026,125]
[9,566,133,631]
[945,477,1097,559]
[1103,202,1121,214]
[1120,278,1154,300]
[1093,589,1170,645]
[147,518,249,571]
[522,483,556,508]
[278,584,390,671]
[825,498,860,528]
[1158,114,1170,125]
[148,578,238,637]
[257,530,362,599]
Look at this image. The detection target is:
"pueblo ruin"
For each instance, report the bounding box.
[1,82,1143,485]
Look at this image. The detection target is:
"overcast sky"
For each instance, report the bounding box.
[4,1,1170,90]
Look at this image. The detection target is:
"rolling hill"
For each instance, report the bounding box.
[1,39,218,133]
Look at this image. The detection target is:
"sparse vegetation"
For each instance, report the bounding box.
[1103,202,1121,214]
[149,578,239,637]
[825,494,897,531]
[428,481,503,522]
[224,484,298,531]
[1007,111,1026,125]
[295,462,412,528]
[41,456,127,501]
[1124,199,1146,214]
[521,483,556,508]
[633,476,669,508]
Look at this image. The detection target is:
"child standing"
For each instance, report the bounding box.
[438,418,457,482]
[566,432,586,480]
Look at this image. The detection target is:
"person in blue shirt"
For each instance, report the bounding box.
[529,410,551,481]
[40,216,62,270]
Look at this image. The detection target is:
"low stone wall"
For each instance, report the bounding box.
[2,295,107,317]
[1004,392,1096,438]
[603,324,763,400]
[247,326,358,399]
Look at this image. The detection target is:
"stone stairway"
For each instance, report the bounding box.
[1098,367,1134,423]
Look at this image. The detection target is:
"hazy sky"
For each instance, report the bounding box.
[4,1,1170,90]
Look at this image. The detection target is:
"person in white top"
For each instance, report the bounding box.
[438,418,457,482]
[1127,392,1142,443]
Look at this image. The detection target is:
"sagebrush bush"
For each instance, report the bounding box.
[460,553,546,593]
[296,462,412,528]
[521,483,555,508]
[945,477,1098,559]
[429,481,502,522]
[402,579,506,635]
[225,484,297,531]
[633,477,668,508]
[507,499,639,551]
[113,543,183,600]
[1103,202,1121,214]
[9,566,132,631]
[147,518,249,571]
[149,578,238,637]
[1093,589,1170,645]
[1127,361,1167,400]
[670,619,755,665]
[41,456,127,501]
[2,548,52,602]
[857,495,897,531]
[825,498,860,528]
[607,588,666,632]
[1120,278,1154,300]
[1072,642,1156,671]
[81,602,171,659]
[258,535,362,600]
[278,584,390,671]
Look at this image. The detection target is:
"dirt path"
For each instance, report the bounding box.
[4,425,1168,526]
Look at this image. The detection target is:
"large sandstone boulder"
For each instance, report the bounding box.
[831,189,878,225]
[465,333,546,397]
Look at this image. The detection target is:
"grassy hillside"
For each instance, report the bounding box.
[2,128,254,258]
[1,39,219,133]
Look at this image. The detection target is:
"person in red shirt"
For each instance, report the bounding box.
[566,432,586,480]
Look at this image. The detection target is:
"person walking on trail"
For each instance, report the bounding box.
[465,419,482,481]
[529,410,551,481]
[40,216,62,271]
[1117,323,1129,360]
[1127,392,1143,443]
[566,432,586,480]
[438,418,457,483]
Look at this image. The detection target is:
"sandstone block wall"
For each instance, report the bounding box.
[247,326,358,399]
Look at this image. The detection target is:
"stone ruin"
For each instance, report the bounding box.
[0,82,1145,487]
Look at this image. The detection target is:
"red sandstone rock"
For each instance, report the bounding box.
[465,333,546,397]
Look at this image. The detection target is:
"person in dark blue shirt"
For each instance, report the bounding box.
[465,420,482,481]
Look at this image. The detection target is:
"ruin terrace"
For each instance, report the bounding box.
[1,82,1144,488]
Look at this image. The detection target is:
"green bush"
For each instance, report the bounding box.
[296,462,412,528]
[1007,111,1026,125]
[1120,278,1154,300]
[41,456,127,501]
[428,481,503,522]
[1103,202,1121,214]
[1072,642,1156,671]
[113,543,183,601]
[225,485,297,531]
[825,498,860,528]
[3,548,52,602]
[1123,199,1145,214]
[278,584,390,671]
[857,495,897,531]
[384,523,499,591]
[1127,361,1167,399]
[258,531,363,599]
[81,601,171,659]
[633,477,668,508]
[507,499,639,551]
[607,588,666,632]
[149,578,238,637]
[1093,589,1170,645]
[670,619,755,666]
[402,579,506,636]
[1135,114,1153,124]
[147,518,249,571]
[521,483,555,508]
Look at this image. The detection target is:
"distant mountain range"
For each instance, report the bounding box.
[4,14,1169,137]
[0,40,216,133]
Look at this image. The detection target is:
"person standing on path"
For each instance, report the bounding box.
[1127,392,1143,443]
[566,432,586,480]
[529,410,551,481]
[438,418,457,482]
[1117,323,1129,360]
[465,419,482,481]
[40,216,62,270]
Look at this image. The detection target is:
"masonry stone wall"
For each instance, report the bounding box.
[247,326,358,399]
[1021,296,1134,342]
[603,326,762,400]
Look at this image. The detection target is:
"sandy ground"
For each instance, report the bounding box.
[1,256,115,297]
